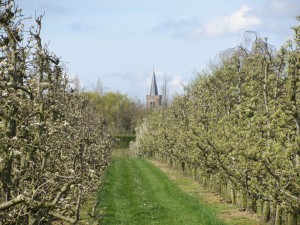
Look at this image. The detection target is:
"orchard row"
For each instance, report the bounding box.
[132,18,300,225]
[0,1,113,224]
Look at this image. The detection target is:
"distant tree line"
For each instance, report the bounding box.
[132,17,300,225]
[85,91,150,135]
[0,1,113,224]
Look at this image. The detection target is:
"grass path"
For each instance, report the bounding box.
[97,156,226,225]
[149,160,260,225]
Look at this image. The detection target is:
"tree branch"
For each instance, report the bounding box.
[51,181,72,206]
[50,212,76,224]
[0,195,26,211]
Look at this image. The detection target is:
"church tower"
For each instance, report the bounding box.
[146,68,162,109]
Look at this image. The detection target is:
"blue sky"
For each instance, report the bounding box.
[18,0,300,102]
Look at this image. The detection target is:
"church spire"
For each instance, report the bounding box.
[146,65,162,109]
[150,67,158,96]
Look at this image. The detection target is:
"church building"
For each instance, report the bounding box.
[146,69,162,109]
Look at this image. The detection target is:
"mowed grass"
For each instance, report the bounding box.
[150,160,260,225]
[96,153,227,225]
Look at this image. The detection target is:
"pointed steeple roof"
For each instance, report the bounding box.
[150,68,158,96]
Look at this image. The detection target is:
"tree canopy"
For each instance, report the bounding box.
[85,91,149,135]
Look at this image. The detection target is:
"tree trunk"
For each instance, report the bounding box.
[238,190,247,211]
[262,201,270,223]
[287,213,297,225]
[181,161,185,172]
[231,188,236,205]
[270,202,277,224]
[194,167,198,181]
[246,196,256,213]
[257,199,263,216]
[274,205,282,225]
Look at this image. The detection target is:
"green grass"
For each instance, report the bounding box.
[150,160,260,225]
[96,156,227,225]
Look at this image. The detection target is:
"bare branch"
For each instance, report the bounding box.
[0,195,25,211]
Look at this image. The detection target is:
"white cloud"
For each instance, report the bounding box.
[153,5,261,39]
[169,75,187,96]
[249,0,299,43]
[195,5,261,38]
[270,0,300,16]
[271,0,286,13]
[170,75,185,88]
